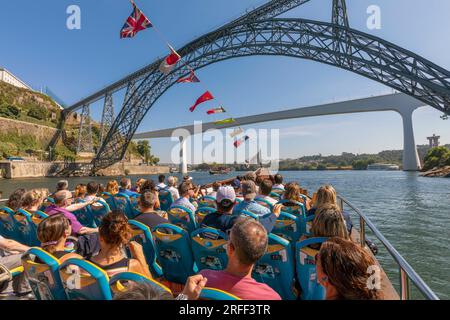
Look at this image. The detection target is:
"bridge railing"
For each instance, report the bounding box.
[338,195,439,300]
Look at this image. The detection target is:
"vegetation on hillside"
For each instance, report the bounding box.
[423,146,450,171]
[136,140,160,165]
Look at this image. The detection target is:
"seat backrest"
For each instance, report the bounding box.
[21,247,66,300]
[199,287,240,300]
[0,207,18,239]
[59,258,112,300]
[190,228,228,271]
[252,233,297,300]
[128,220,162,278]
[255,198,274,210]
[195,207,217,225]
[153,223,197,284]
[89,199,111,227]
[240,210,259,221]
[277,199,308,234]
[158,189,174,211]
[39,197,55,212]
[272,211,301,243]
[72,200,96,228]
[101,192,117,211]
[198,196,217,209]
[167,205,197,233]
[295,237,328,300]
[114,193,136,219]
[14,209,43,246]
[109,271,172,298]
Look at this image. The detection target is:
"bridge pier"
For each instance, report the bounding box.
[399,107,421,171]
[179,136,188,175]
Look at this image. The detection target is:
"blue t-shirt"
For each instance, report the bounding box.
[119,188,139,198]
[171,196,196,213]
[201,212,239,234]
[232,200,271,217]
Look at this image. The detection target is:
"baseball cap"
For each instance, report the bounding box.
[241,181,257,199]
[216,186,236,205]
[231,179,241,189]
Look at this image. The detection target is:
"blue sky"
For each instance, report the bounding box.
[1,0,450,163]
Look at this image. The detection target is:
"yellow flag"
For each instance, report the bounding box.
[214,118,235,125]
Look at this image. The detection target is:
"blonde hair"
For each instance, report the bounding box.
[315,185,337,210]
[311,204,349,239]
[22,189,48,209]
[106,180,119,195]
[284,182,303,203]
[74,184,87,199]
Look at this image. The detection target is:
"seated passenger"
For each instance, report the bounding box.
[134,191,168,229]
[170,182,196,213]
[283,182,311,210]
[45,191,98,236]
[132,178,146,193]
[199,218,281,300]
[308,185,353,234]
[37,214,82,263]
[316,237,383,300]
[5,188,26,211]
[106,180,119,195]
[255,179,278,206]
[74,184,87,201]
[140,179,161,210]
[156,174,167,190]
[201,186,239,233]
[272,174,285,190]
[231,179,242,200]
[208,182,221,198]
[89,210,152,278]
[55,180,69,193]
[119,178,139,198]
[21,189,48,215]
[167,176,180,200]
[311,205,350,240]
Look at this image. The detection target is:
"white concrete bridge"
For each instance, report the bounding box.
[133,93,426,174]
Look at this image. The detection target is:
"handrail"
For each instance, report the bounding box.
[338,195,439,300]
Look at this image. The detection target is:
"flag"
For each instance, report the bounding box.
[207,107,226,115]
[177,71,200,83]
[120,1,153,38]
[233,135,250,148]
[189,91,214,112]
[159,46,181,75]
[214,118,235,125]
[229,127,244,138]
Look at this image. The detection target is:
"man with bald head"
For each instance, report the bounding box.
[45,190,98,236]
[198,218,281,300]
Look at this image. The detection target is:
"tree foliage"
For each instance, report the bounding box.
[423,146,450,171]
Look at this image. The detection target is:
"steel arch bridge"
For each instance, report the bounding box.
[59,0,450,173]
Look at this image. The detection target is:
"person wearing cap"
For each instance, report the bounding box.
[232,181,282,233]
[170,182,196,213]
[201,186,239,233]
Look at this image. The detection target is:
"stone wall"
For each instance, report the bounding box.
[0,117,59,147]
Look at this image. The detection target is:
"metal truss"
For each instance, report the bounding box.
[100,93,114,146]
[76,104,94,154]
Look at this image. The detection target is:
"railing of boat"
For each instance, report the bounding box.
[338,195,439,300]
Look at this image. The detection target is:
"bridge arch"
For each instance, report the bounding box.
[93,18,450,171]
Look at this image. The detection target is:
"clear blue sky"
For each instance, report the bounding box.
[1,0,449,163]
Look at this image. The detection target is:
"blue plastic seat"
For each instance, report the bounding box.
[253,233,297,300]
[109,272,172,298]
[0,207,18,239]
[158,189,174,211]
[153,223,198,284]
[255,198,274,210]
[191,228,228,271]
[272,211,301,243]
[114,193,137,219]
[195,207,217,225]
[199,288,240,300]
[277,199,308,235]
[240,210,259,221]
[59,258,112,300]
[21,247,67,300]
[101,192,117,211]
[14,209,47,246]
[38,197,55,212]
[89,199,111,227]
[72,200,96,228]
[128,220,163,278]
[167,205,197,233]
[295,237,328,300]
[198,196,217,209]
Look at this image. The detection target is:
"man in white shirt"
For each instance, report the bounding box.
[157,174,167,190]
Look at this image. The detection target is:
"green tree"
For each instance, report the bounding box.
[137,140,159,165]
[27,106,48,120]
[423,146,450,170]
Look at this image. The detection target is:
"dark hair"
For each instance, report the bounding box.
[113,282,173,300]
[179,182,192,196]
[56,180,69,191]
[217,199,234,212]
[259,179,273,196]
[120,177,131,189]
[212,182,221,191]
[6,188,26,211]
[99,210,132,248]
[87,182,99,195]
[274,174,283,184]
[141,179,156,194]
[158,175,165,183]
[140,191,156,210]
[38,214,70,254]
[318,237,383,300]
[230,218,268,265]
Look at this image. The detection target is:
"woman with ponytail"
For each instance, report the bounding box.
[89,210,151,278]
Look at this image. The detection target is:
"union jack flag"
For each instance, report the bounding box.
[120,1,152,39]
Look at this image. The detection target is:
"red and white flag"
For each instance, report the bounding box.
[177,71,200,83]
[189,91,214,112]
[233,135,250,148]
[159,46,181,75]
[229,127,244,138]
[207,107,226,115]
[120,0,153,38]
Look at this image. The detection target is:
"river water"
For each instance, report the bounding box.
[1,170,449,299]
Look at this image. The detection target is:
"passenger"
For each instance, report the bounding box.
[45,190,98,236]
[132,178,146,193]
[89,210,151,278]
[37,214,82,263]
[273,174,285,190]
[5,188,26,211]
[311,205,350,240]
[255,179,278,206]
[208,182,221,198]
[156,174,167,190]
[21,189,47,215]
[74,184,87,201]
[199,218,281,300]
[283,182,310,210]
[55,180,69,193]
[98,183,106,194]
[140,179,161,210]
[201,186,239,233]
[316,237,383,300]
[134,191,168,229]
[119,177,139,197]
[308,185,353,234]
[231,179,242,200]
[106,180,119,195]
[167,176,180,200]
[245,172,259,193]
[0,235,31,296]
[170,182,196,213]
[85,182,105,209]
[232,181,282,233]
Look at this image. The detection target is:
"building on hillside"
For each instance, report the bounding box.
[0,67,33,90]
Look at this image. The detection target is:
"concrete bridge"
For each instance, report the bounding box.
[133,92,426,174]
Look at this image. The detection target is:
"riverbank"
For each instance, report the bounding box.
[0,161,169,179]
[420,166,450,178]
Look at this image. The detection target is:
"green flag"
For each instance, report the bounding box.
[214,118,235,125]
